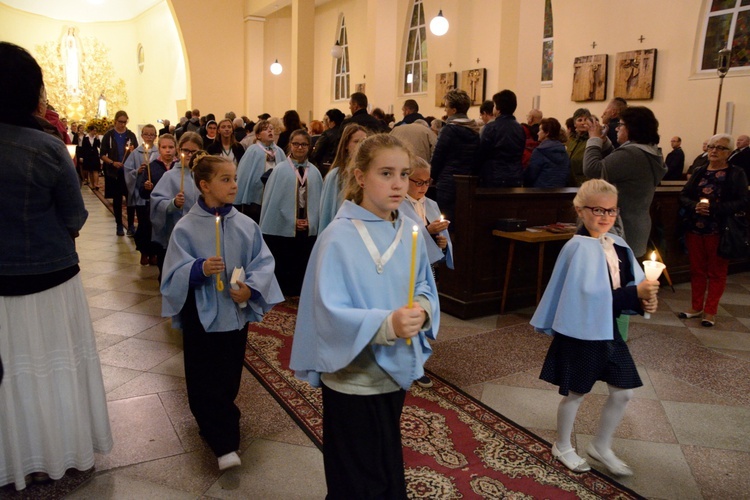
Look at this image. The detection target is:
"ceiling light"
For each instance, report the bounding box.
[430,10,449,36]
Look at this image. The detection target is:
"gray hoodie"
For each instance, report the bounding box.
[582,137,666,256]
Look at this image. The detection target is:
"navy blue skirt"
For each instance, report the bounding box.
[539,331,642,396]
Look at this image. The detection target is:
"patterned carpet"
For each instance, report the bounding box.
[243,300,644,499]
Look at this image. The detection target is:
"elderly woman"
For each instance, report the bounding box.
[678,134,748,327]
[524,117,570,188]
[0,42,112,491]
[566,108,591,186]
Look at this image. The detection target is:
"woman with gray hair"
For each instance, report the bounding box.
[678,133,748,327]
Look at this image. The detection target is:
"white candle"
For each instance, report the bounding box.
[642,251,665,319]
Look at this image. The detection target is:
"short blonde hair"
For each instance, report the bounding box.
[573,178,618,208]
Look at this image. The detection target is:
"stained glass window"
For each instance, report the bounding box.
[334,17,350,101]
[701,0,750,70]
[541,0,553,82]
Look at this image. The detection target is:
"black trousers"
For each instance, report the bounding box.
[322,384,407,500]
[111,169,135,229]
[263,232,316,297]
[134,204,159,255]
[181,291,248,457]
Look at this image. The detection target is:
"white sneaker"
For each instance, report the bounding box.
[218,451,241,471]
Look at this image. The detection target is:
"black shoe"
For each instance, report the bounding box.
[126,226,136,237]
[116,227,125,236]
[416,375,433,388]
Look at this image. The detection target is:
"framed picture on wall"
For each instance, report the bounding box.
[570,54,608,102]
[460,68,486,107]
[434,72,457,107]
[614,49,657,100]
[354,83,366,94]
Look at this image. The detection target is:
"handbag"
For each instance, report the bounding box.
[718,211,750,259]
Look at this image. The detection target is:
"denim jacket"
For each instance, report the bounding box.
[0,122,88,276]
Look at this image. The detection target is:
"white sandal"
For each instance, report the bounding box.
[586,443,633,477]
[552,443,590,472]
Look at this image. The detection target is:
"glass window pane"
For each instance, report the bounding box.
[732,9,750,66]
[411,4,419,26]
[702,14,732,69]
[421,61,428,89]
[413,63,421,92]
[419,2,425,25]
[711,0,737,11]
[742,0,750,6]
[543,0,554,38]
[406,30,416,61]
[541,40,554,81]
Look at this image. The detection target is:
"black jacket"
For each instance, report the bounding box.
[477,114,525,187]
[341,109,388,133]
[680,164,748,230]
[430,117,480,206]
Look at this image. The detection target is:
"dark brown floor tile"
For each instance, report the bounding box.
[682,445,750,499]
[720,303,750,319]
[427,324,549,386]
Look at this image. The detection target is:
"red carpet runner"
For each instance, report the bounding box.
[244,300,644,499]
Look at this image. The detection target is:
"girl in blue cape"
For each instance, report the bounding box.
[150,132,203,273]
[318,124,369,233]
[160,153,283,472]
[234,120,286,223]
[530,179,659,477]
[260,129,323,296]
[290,134,440,499]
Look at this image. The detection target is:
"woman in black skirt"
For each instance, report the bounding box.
[530,179,659,477]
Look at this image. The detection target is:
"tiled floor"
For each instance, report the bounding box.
[59,186,750,498]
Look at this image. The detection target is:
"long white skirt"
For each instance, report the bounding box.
[0,274,113,491]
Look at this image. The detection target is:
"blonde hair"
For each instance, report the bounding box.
[333,124,371,190]
[344,134,414,205]
[573,178,618,208]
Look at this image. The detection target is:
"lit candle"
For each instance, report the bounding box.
[215,216,224,291]
[440,214,445,223]
[642,251,665,319]
[144,145,151,183]
[406,225,418,346]
[180,153,185,193]
[699,198,709,205]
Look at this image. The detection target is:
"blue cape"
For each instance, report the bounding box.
[318,167,343,233]
[259,159,323,237]
[123,145,158,205]
[160,203,284,332]
[149,165,200,246]
[290,201,440,390]
[235,142,286,206]
[530,234,645,341]
[398,197,454,269]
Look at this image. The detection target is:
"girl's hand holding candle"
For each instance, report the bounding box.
[641,251,664,319]
[215,216,225,291]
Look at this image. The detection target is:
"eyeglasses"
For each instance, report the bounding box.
[583,206,620,217]
[180,148,199,155]
[291,142,309,148]
[409,178,432,187]
[706,145,731,151]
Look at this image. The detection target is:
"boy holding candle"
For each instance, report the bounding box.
[530,179,659,477]
[290,135,439,499]
[123,124,158,240]
[160,153,283,471]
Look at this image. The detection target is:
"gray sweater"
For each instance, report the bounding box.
[583,137,666,257]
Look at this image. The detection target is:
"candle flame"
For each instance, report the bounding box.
[650,251,656,262]
[216,216,221,222]
[440,214,445,222]
[412,225,418,232]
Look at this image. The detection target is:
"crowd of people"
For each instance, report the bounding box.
[2,38,749,497]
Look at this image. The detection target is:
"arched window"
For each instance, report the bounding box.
[334,16,350,101]
[541,0,553,82]
[700,0,750,71]
[403,0,428,94]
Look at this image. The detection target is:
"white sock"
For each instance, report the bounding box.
[556,391,585,451]
[592,385,633,457]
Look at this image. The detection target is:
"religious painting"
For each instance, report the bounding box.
[570,54,607,102]
[460,68,486,107]
[354,83,366,94]
[614,48,657,100]
[434,72,457,107]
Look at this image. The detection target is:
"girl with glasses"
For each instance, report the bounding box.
[150,132,204,273]
[260,129,323,296]
[531,178,659,477]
